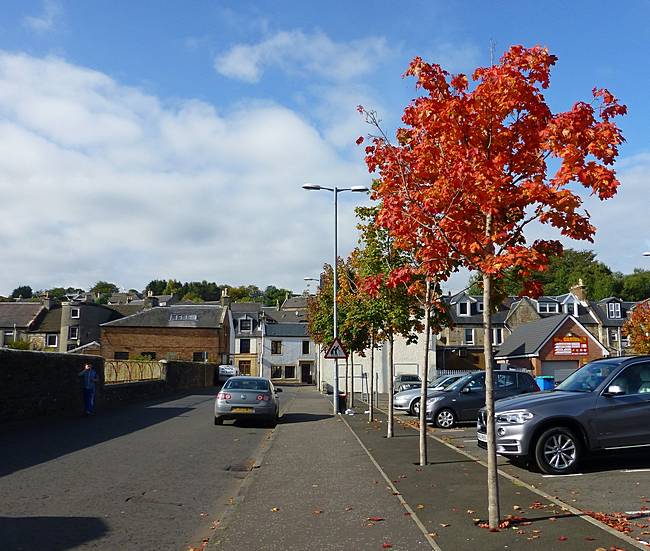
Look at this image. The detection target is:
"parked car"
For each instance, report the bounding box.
[426,370,539,428]
[394,374,465,415]
[393,373,421,393]
[477,356,650,475]
[218,364,239,384]
[214,376,282,426]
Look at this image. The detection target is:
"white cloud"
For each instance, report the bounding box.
[0,51,371,295]
[214,30,389,83]
[427,42,482,74]
[23,0,62,33]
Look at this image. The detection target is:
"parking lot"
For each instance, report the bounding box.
[365,393,650,543]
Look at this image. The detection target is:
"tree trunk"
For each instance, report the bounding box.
[419,279,432,466]
[387,333,394,438]
[350,351,355,408]
[345,356,349,404]
[369,334,375,422]
[483,271,501,528]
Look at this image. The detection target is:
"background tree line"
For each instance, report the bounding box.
[3,280,294,306]
[467,249,650,302]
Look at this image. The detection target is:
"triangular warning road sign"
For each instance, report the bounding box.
[324,337,348,359]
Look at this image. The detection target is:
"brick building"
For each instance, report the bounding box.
[100,305,230,363]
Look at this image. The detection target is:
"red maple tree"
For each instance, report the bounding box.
[624,300,650,354]
[361,45,626,528]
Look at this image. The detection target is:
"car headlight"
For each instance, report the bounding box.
[425,396,444,411]
[495,410,534,424]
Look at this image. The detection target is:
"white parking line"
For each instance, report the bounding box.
[621,468,650,473]
[542,473,584,478]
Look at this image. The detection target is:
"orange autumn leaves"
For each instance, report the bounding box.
[361,45,626,289]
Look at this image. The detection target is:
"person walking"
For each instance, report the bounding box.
[79,362,98,416]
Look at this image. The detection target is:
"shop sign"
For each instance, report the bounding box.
[553,335,588,356]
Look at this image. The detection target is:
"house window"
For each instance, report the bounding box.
[458,302,469,316]
[464,328,474,345]
[193,351,208,362]
[114,351,129,360]
[284,366,296,379]
[239,318,252,331]
[608,302,621,319]
[239,338,251,354]
[493,327,503,345]
[71,308,80,319]
[609,329,618,343]
[477,302,484,312]
[271,365,282,379]
[539,302,559,314]
[46,334,58,347]
[302,340,310,354]
[141,352,156,360]
[238,360,251,375]
[271,340,282,354]
[68,327,79,340]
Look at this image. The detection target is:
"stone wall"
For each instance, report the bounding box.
[0,349,217,423]
[0,349,102,422]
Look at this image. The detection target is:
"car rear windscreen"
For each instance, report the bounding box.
[224,379,270,391]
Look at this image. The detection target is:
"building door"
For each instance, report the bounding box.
[541,360,579,383]
[300,362,313,384]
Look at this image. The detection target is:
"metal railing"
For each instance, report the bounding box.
[104,360,163,385]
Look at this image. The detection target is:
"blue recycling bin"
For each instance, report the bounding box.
[536,376,555,391]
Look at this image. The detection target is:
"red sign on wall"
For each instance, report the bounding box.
[553,336,588,356]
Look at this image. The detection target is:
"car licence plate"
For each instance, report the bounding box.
[477,432,487,443]
[231,407,254,414]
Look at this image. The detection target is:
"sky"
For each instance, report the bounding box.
[0,0,649,297]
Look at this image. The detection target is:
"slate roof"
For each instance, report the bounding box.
[265,323,310,338]
[281,295,310,310]
[231,302,263,313]
[31,306,62,332]
[495,314,572,358]
[104,304,146,318]
[590,299,636,327]
[0,302,45,329]
[102,305,227,328]
[263,308,308,323]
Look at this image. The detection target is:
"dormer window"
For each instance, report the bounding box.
[607,302,621,319]
[477,302,484,313]
[538,302,559,314]
[458,302,469,316]
[240,318,252,331]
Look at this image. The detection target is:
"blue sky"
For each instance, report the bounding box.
[0,1,648,296]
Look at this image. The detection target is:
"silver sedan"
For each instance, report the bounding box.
[214,376,282,426]
[394,375,464,415]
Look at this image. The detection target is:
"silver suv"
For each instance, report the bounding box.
[477,356,650,475]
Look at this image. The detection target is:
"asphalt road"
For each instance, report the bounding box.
[0,387,291,551]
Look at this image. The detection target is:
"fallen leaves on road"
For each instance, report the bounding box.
[382,543,393,549]
[558,535,568,541]
[416,504,425,510]
[270,507,280,512]
[312,509,323,516]
[367,516,385,522]
[440,523,450,528]
[584,511,632,534]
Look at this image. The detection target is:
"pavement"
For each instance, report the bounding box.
[212,387,647,551]
[209,387,430,550]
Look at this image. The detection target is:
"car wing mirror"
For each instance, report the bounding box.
[604,384,625,396]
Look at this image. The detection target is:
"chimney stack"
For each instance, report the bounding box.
[220,287,231,307]
[570,278,587,303]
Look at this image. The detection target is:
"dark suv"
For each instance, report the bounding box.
[477,356,650,475]
[425,370,539,428]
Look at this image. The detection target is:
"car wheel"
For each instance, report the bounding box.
[435,408,456,429]
[214,416,223,426]
[409,398,420,416]
[534,427,580,475]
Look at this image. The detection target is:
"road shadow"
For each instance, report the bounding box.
[0,516,109,551]
[279,413,332,424]
[0,390,215,477]
[578,448,650,473]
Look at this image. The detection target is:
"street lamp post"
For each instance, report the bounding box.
[303,183,368,415]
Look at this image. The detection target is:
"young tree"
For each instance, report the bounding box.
[363,45,626,527]
[624,300,650,354]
